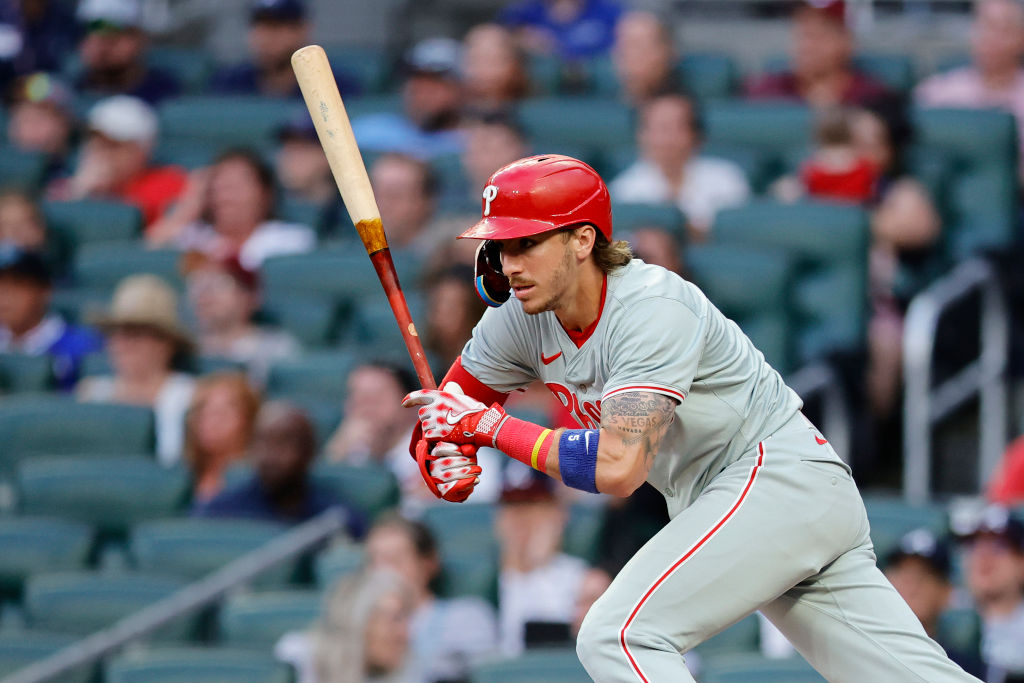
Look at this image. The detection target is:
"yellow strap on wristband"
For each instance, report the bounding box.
[530,428,552,470]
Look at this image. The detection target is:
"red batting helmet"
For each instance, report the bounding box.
[458,154,613,241]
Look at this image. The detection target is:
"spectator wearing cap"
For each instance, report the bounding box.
[367,152,441,251]
[611,10,683,108]
[495,460,589,655]
[954,505,1024,680]
[744,1,890,108]
[74,0,180,105]
[498,0,622,61]
[884,529,986,678]
[47,95,187,228]
[194,400,365,536]
[460,108,530,208]
[609,91,750,240]
[6,72,76,183]
[915,0,1024,184]
[0,0,77,89]
[78,274,196,465]
[182,251,299,387]
[352,37,465,160]
[148,147,315,272]
[0,243,102,391]
[274,112,334,205]
[461,24,530,111]
[211,0,356,99]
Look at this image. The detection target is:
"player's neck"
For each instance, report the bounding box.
[554,261,605,332]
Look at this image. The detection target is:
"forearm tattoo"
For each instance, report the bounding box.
[601,392,677,462]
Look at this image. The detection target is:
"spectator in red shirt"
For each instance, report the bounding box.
[800,107,878,203]
[744,0,890,108]
[48,95,186,228]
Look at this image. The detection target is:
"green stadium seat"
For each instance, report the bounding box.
[314,542,365,588]
[519,97,634,153]
[311,462,401,523]
[192,356,247,375]
[153,139,223,169]
[422,503,498,557]
[73,244,184,292]
[711,201,870,364]
[861,495,948,562]
[936,607,982,660]
[130,519,294,586]
[342,94,403,119]
[217,589,323,647]
[762,53,914,93]
[0,517,93,595]
[343,293,427,356]
[438,548,498,604]
[260,293,339,348]
[147,46,212,93]
[528,54,562,94]
[322,44,391,93]
[0,353,53,394]
[691,613,761,659]
[679,52,740,101]
[700,652,824,683]
[24,571,192,638]
[262,247,423,307]
[470,648,591,683]
[0,630,91,682]
[686,244,796,374]
[612,202,687,242]
[49,286,112,325]
[265,350,357,403]
[0,397,154,474]
[42,200,143,253]
[158,96,296,148]
[0,147,48,190]
[106,646,292,683]
[277,196,323,232]
[563,503,606,563]
[703,102,812,182]
[18,456,189,536]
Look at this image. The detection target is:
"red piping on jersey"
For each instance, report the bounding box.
[618,441,767,681]
[562,274,607,348]
[604,384,686,403]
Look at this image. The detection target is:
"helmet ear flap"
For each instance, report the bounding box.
[474,240,510,307]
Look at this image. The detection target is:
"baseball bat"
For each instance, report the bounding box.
[291,44,436,390]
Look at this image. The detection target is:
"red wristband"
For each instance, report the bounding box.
[494,416,555,472]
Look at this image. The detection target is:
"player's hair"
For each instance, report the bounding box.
[588,231,633,273]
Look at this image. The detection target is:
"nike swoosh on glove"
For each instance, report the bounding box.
[403,382,509,447]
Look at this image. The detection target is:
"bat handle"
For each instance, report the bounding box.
[367,249,437,390]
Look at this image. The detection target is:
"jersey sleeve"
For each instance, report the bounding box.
[459,305,537,393]
[602,296,707,404]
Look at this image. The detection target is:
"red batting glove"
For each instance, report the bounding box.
[415,439,481,503]
[402,383,510,448]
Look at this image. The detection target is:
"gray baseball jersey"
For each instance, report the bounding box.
[460,259,978,682]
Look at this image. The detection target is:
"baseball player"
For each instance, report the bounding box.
[402,155,978,682]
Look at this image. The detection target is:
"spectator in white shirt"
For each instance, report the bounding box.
[609,92,750,240]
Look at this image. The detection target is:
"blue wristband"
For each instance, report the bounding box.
[559,429,599,494]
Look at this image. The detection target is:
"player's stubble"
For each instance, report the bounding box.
[513,238,575,317]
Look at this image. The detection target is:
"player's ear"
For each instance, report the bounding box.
[574,224,597,260]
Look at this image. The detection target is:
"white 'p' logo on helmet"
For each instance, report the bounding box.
[482,185,499,216]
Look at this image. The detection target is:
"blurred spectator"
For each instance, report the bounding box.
[194,400,365,535]
[212,0,355,99]
[915,0,1024,182]
[352,38,464,160]
[884,528,986,678]
[365,514,499,681]
[424,264,486,369]
[462,23,530,110]
[499,0,622,60]
[183,371,260,504]
[609,92,750,239]
[799,106,879,203]
[78,274,195,465]
[611,10,680,108]
[0,189,47,249]
[461,108,530,200]
[370,153,439,250]
[6,72,76,182]
[0,0,77,89]
[988,435,1024,504]
[182,252,299,385]
[0,243,101,390]
[148,147,315,271]
[624,224,684,275]
[48,95,187,228]
[570,566,612,639]
[744,0,890,108]
[953,505,1024,680]
[275,112,334,205]
[496,461,588,655]
[276,568,415,683]
[74,0,180,105]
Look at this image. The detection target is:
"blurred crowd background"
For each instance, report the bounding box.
[1,0,1024,681]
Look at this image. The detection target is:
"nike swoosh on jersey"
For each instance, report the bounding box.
[446,408,480,425]
[541,351,562,365]
[815,435,828,445]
